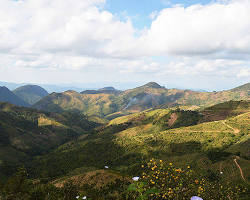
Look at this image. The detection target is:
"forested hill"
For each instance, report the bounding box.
[13,85,49,105]
[0,102,99,180]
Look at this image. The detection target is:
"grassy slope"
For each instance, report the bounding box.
[30,101,250,186]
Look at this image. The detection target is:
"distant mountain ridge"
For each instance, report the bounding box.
[33,82,250,118]
[81,86,121,95]
[230,82,250,92]
[0,86,30,107]
[13,85,49,105]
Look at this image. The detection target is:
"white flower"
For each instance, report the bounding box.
[104,166,109,169]
[132,176,139,181]
[191,196,203,200]
[76,196,79,199]
[82,196,87,199]
[220,171,223,174]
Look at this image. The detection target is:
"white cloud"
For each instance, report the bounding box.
[149,11,159,20]
[237,68,250,78]
[0,0,249,88]
[0,0,135,58]
[143,0,250,59]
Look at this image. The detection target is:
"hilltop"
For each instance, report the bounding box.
[13,85,49,105]
[0,86,30,107]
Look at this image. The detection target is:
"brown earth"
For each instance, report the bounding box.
[168,113,178,127]
[54,170,130,189]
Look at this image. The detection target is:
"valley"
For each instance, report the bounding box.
[0,82,249,199]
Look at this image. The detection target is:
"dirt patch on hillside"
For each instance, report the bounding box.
[54,170,129,189]
[168,113,178,127]
[201,110,230,122]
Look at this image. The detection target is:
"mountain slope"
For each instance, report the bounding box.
[0,86,30,107]
[201,100,250,122]
[33,82,250,119]
[230,82,250,92]
[0,102,99,180]
[13,85,49,105]
[30,101,250,184]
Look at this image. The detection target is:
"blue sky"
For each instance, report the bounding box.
[105,0,211,28]
[0,0,249,91]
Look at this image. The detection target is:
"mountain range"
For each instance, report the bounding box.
[32,82,250,121]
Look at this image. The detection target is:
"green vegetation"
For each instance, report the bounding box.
[27,102,250,185]
[127,159,249,200]
[201,100,250,122]
[0,98,249,199]
[0,102,99,181]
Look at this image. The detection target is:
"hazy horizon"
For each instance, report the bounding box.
[0,80,249,93]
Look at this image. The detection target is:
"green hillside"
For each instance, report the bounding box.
[29,101,250,181]
[1,100,249,199]
[13,85,49,105]
[0,102,98,181]
[33,82,250,120]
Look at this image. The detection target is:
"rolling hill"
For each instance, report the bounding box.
[0,102,99,180]
[13,85,49,105]
[0,86,30,107]
[1,100,249,199]
[32,82,250,119]
[29,101,250,181]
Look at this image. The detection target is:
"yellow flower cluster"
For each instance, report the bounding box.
[129,158,249,200]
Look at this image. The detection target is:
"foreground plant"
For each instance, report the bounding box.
[127,159,248,200]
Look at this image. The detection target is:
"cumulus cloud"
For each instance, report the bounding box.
[142,0,250,59]
[237,68,250,78]
[0,0,136,58]
[0,0,249,85]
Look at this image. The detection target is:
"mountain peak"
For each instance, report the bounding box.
[143,82,163,89]
[13,85,49,105]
